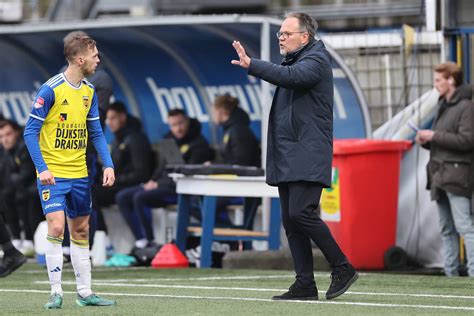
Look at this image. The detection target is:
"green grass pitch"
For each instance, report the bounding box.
[0,263,473,315]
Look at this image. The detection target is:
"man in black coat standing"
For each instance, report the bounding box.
[232,12,358,300]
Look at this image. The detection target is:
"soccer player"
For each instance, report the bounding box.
[24,34,116,309]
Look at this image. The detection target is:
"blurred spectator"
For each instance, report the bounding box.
[416,62,474,277]
[116,109,214,248]
[94,101,154,217]
[211,94,260,166]
[0,119,43,257]
[210,95,261,231]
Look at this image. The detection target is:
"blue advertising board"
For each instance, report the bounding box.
[0,16,370,144]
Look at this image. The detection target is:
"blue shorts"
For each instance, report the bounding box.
[37,177,92,218]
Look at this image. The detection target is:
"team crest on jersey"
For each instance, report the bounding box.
[42,189,50,201]
[83,96,90,109]
[33,96,45,109]
[59,113,68,122]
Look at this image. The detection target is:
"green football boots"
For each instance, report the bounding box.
[76,293,117,307]
[44,293,63,309]
[44,293,116,309]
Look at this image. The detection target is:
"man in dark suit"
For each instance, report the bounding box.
[231,12,358,300]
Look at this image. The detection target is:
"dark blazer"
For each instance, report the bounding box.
[248,39,333,187]
[423,87,474,200]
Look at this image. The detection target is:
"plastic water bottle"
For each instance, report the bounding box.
[34,221,48,266]
[91,230,107,266]
[165,226,174,244]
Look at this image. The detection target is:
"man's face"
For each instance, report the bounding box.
[434,72,451,97]
[106,110,126,133]
[211,106,224,125]
[0,125,19,151]
[80,46,100,77]
[168,114,189,140]
[278,17,309,56]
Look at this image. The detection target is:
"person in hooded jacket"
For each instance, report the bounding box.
[211,94,260,167]
[231,12,358,300]
[210,95,261,229]
[0,115,27,277]
[93,102,154,228]
[0,119,43,256]
[416,62,474,277]
[115,109,214,249]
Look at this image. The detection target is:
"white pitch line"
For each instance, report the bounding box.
[1,288,474,311]
[92,275,296,282]
[35,281,283,292]
[88,272,370,283]
[33,281,474,300]
[23,266,151,274]
[347,291,474,300]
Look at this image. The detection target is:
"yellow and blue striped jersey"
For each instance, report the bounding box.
[29,73,100,178]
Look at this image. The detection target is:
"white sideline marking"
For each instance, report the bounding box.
[347,291,474,300]
[93,275,296,282]
[23,266,151,274]
[1,288,474,311]
[24,269,369,277]
[34,281,474,300]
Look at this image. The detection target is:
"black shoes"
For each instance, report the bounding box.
[0,253,27,277]
[326,264,359,300]
[272,283,318,301]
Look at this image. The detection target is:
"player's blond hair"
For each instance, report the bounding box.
[64,34,96,63]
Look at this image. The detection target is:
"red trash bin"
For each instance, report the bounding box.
[320,139,411,270]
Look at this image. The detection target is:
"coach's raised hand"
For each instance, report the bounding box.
[231,40,251,69]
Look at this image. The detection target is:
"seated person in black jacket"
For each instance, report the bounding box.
[211,95,260,167]
[94,102,154,225]
[210,95,261,229]
[0,120,43,256]
[116,109,214,248]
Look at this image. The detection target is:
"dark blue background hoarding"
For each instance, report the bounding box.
[0,16,371,144]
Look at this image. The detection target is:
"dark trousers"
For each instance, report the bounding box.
[278,181,348,288]
[0,213,12,244]
[116,185,177,241]
[93,184,122,232]
[3,195,43,241]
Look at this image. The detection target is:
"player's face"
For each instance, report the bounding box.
[0,125,19,151]
[81,46,100,76]
[278,17,309,56]
[168,114,189,140]
[106,110,127,133]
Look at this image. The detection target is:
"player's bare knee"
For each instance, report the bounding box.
[48,223,64,238]
[72,225,89,240]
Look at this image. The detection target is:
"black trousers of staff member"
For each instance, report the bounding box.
[278,181,348,288]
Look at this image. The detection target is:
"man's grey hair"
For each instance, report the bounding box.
[286,12,318,39]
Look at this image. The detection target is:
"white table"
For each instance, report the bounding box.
[170,173,281,268]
